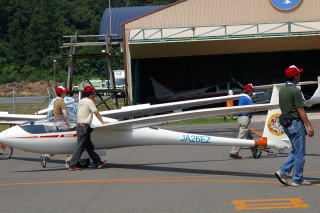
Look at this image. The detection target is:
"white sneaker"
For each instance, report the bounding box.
[96,160,107,169]
[291,180,312,187]
[275,170,289,186]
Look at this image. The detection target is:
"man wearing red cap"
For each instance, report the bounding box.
[68,86,108,171]
[42,86,75,166]
[53,87,68,124]
[275,65,314,186]
[229,83,256,159]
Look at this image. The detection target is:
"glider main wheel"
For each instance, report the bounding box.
[40,155,48,168]
[78,158,90,168]
[0,144,13,160]
[251,147,262,159]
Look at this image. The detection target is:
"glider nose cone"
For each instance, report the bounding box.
[0,125,23,147]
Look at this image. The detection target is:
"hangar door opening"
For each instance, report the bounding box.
[131,50,320,104]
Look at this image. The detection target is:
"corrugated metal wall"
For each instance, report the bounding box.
[125,0,320,29]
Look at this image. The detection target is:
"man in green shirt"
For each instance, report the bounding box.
[275,65,314,187]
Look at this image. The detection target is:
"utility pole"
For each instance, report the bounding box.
[105,34,118,109]
[53,59,57,88]
[108,0,112,36]
[12,88,15,114]
[106,0,119,109]
[67,32,77,91]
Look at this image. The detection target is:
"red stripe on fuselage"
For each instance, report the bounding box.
[39,135,60,138]
[14,134,77,139]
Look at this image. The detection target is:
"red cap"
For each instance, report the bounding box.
[285,65,303,78]
[55,88,64,95]
[58,86,69,92]
[83,86,95,92]
[243,83,256,91]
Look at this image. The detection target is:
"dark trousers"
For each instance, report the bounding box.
[69,125,101,168]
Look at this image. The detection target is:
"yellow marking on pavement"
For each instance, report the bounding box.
[1,171,320,187]
[304,171,320,174]
[249,128,262,137]
[233,198,309,210]
[127,174,227,180]
[0,179,278,187]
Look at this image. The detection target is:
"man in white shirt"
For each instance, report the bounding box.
[68,86,108,171]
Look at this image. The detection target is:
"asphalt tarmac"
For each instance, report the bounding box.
[1,120,320,213]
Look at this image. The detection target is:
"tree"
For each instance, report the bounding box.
[0,0,177,84]
[25,0,60,68]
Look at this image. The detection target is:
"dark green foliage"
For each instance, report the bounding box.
[0,0,177,84]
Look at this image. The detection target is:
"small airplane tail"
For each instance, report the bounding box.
[304,76,320,107]
[150,78,176,100]
[262,85,291,150]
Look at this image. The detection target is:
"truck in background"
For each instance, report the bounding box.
[73,79,109,91]
[113,70,125,89]
[72,70,125,91]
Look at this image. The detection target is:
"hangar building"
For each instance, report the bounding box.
[121,0,320,104]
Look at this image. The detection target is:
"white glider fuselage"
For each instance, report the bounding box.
[0,123,260,154]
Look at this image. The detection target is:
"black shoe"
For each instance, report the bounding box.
[229,153,242,159]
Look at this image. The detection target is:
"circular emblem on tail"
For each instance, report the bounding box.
[270,0,303,11]
[267,114,284,136]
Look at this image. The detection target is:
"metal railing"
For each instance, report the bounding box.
[129,20,320,44]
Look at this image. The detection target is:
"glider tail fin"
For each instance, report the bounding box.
[261,76,320,149]
[304,76,320,107]
[150,78,176,100]
[261,85,291,150]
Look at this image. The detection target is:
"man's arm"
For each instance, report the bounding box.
[94,111,109,125]
[297,108,314,137]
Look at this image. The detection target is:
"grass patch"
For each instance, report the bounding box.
[168,117,237,125]
[0,102,48,114]
[0,125,10,131]
[96,98,125,111]
[0,102,49,132]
